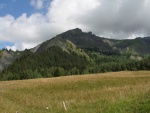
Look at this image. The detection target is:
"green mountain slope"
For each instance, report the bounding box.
[31,36,89,58]
[103,37,150,55]
[1,47,89,80]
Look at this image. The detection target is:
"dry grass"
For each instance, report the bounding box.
[0,71,150,113]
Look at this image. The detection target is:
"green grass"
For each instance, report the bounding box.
[0,71,150,113]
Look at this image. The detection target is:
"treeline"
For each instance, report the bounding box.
[0,47,88,80]
[0,47,150,81]
[83,53,150,74]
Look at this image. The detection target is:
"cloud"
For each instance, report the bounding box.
[0,13,54,50]
[30,0,45,10]
[72,0,149,38]
[0,0,150,50]
[47,0,100,30]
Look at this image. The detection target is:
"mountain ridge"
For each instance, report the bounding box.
[30,28,150,56]
[0,28,150,80]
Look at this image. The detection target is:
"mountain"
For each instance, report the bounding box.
[39,28,150,55]
[103,37,150,55]
[0,50,20,71]
[30,34,89,58]
[0,28,150,80]
[58,28,116,54]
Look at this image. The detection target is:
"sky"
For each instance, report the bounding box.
[0,0,150,51]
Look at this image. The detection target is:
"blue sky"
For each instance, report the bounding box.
[0,0,34,18]
[0,0,150,51]
[0,0,49,17]
[0,41,14,50]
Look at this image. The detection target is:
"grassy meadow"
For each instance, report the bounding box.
[0,71,150,113]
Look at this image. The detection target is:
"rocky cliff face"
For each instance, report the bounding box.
[0,50,19,71]
[59,28,115,53]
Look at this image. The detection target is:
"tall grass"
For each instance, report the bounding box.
[0,71,150,113]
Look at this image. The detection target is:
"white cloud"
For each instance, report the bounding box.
[30,0,45,10]
[47,0,100,30]
[6,45,16,51]
[0,0,150,50]
[0,13,53,50]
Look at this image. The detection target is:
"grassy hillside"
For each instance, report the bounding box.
[0,71,150,113]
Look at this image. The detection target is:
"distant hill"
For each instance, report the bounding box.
[103,37,150,55]
[0,28,150,80]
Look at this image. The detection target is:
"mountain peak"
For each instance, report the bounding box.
[62,28,83,35]
[70,28,82,32]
